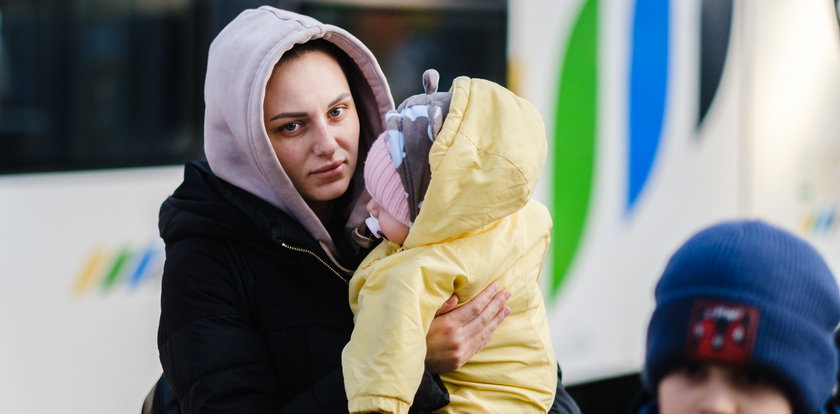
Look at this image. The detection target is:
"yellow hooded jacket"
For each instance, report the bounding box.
[343,77,557,414]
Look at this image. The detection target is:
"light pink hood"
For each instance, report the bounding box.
[203,7,393,258]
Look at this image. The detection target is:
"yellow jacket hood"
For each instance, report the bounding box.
[405,77,547,247]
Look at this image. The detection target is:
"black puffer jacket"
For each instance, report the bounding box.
[157,163,581,414]
[158,162,448,413]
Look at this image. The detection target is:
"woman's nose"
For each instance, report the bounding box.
[312,122,340,156]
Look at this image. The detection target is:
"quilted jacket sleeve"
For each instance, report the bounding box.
[343,243,469,414]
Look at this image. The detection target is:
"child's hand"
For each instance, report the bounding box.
[424,283,512,373]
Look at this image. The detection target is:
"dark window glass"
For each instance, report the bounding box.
[0,0,506,174]
[0,0,204,173]
[302,3,507,104]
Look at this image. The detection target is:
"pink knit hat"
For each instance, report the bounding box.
[364,134,411,226]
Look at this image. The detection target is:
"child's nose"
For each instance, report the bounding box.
[697,375,737,414]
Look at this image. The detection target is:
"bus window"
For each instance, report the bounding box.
[0,0,506,174]
[0,0,203,174]
[301,1,507,104]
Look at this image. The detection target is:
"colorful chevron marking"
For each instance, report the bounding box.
[802,207,838,235]
[73,242,162,296]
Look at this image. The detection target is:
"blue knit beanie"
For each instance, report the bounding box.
[644,220,840,414]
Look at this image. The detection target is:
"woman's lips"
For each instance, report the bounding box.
[311,161,345,179]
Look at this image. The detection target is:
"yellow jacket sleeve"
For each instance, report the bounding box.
[343,242,470,414]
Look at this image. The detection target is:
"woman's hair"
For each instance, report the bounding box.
[279,38,343,65]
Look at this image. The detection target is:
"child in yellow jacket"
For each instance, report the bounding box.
[342,70,557,414]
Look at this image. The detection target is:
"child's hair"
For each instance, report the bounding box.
[364,69,452,226]
[644,220,840,413]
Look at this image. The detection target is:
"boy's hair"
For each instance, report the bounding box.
[644,220,840,413]
[364,69,451,226]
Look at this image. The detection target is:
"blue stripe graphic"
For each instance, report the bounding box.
[129,245,159,288]
[628,0,669,213]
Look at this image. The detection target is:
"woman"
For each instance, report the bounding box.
[157,6,578,413]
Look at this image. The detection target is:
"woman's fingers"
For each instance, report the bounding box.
[466,285,511,329]
[462,287,511,351]
[447,283,501,323]
[435,294,459,316]
[424,283,511,374]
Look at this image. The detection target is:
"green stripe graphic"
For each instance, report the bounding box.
[101,246,132,291]
[550,0,598,301]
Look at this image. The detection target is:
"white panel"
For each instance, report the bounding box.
[744,0,840,273]
[0,166,182,413]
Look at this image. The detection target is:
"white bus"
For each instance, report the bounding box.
[2,1,838,412]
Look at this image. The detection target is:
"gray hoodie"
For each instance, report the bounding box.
[203,6,393,263]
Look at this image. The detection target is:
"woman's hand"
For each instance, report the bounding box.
[424,283,511,374]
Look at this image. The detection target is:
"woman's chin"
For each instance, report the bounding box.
[305,180,352,203]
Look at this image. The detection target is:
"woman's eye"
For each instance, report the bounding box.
[329,107,345,117]
[282,122,301,133]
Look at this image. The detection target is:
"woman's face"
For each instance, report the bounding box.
[264,50,360,204]
[657,364,792,414]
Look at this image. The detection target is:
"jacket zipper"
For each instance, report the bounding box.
[280,242,349,285]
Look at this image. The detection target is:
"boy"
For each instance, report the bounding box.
[637,220,840,414]
[342,70,558,414]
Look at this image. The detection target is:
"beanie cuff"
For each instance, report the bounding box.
[644,294,838,414]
